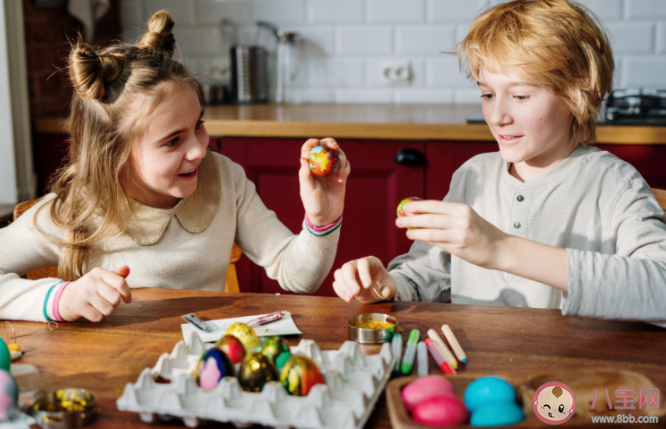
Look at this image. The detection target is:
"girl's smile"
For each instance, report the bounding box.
[128,84,209,209]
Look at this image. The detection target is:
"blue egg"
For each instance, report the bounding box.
[196,348,234,390]
[464,376,516,412]
[0,369,18,421]
[470,401,525,427]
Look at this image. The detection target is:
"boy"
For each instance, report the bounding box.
[332,0,666,325]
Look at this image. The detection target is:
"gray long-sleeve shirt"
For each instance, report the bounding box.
[388,145,666,325]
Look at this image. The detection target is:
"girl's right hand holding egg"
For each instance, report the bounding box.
[58,266,132,322]
[332,256,397,304]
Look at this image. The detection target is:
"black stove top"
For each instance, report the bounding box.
[467,89,666,126]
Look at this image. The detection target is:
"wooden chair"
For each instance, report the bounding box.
[652,188,666,213]
[13,198,243,292]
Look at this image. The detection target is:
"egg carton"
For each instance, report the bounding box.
[116,332,396,429]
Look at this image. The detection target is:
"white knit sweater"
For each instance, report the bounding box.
[0,152,340,321]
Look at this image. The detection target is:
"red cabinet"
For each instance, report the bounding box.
[221,137,426,296]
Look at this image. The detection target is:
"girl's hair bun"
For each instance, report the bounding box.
[139,10,176,55]
[69,43,125,100]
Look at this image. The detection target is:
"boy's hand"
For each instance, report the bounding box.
[299,138,351,226]
[333,256,397,303]
[58,266,132,322]
[396,200,508,270]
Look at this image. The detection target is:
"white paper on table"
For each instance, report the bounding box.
[181,311,302,345]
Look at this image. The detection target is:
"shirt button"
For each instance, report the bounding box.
[516,195,524,202]
[514,222,521,229]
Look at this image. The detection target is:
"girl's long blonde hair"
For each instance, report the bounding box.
[38,10,200,281]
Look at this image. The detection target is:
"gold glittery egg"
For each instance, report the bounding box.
[238,352,278,392]
[225,322,260,351]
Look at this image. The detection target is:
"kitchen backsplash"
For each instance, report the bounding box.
[121,0,666,104]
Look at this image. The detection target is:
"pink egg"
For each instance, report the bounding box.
[412,394,469,426]
[401,375,456,411]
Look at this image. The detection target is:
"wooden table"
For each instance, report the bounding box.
[6,289,666,428]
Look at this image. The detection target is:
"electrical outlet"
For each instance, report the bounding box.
[381,60,412,86]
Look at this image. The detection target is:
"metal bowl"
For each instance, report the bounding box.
[33,388,98,429]
[348,313,398,344]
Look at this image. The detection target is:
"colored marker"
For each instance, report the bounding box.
[417,341,428,376]
[441,324,467,364]
[401,329,420,375]
[391,333,403,377]
[425,339,456,375]
[427,329,458,369]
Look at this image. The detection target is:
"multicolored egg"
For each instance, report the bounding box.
[0,338,10,372]
[0,369,18,421]
[274,352,292,372]
[257,336,290,366]
[308,146,340,177]
[238,352,278,392]
[225,322,260,352]
[215,335,246,365]
[195,348,234,390]
[397,196,421,218]
[280,355,325,396]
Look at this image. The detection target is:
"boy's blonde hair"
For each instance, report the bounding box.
[458,0,614,148]
[37,10,201,280]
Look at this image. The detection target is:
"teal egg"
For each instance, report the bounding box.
[0,369,18,421]
[0,338,10,371]
[464,376,515,412]
[470,401,525,427]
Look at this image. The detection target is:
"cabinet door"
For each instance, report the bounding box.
[425,141,498,200]
[221,137,426,296]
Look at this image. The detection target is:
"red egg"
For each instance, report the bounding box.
[308,146,340,177]
[215,335,246,365]
[401,375,456,411]
[412,394,469,426]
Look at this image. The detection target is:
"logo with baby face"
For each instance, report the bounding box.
[533,381,576,424]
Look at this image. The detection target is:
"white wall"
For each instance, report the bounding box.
[121,0,666,104]
[0,0,35,204]
[0,1,18,204]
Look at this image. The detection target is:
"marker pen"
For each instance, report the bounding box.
[400,329,420,375]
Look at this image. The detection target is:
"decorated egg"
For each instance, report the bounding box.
[225,322,260,352]
[401,375,456,411]
[0,369,18,421]
[275,352,292,371]
[464,376,516,412]
[215,335,246,365]
[470,401,525,427]
[0,338,10,371]
[412,394,469,426]
[257,336,290,365]
[195,348,234,390]
[280,355,325,396]
[397,196,421,218]
[238,352,278,392]
[308,146,340,177]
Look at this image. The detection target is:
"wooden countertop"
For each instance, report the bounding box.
[35,103,666,144]
[7,289,666,428]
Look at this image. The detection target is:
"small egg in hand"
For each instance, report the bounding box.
[397,197,421,229]
[308,145,340,176]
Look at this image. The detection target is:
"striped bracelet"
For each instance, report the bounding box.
[43,280,64,322]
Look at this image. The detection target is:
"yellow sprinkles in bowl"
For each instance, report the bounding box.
[354,321,395,330]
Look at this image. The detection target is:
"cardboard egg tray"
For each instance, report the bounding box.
[116,332,397,429]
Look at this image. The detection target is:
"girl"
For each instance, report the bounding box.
[0,10,349,323]
[332,0,666,325]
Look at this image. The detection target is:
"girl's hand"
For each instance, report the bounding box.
[333,256,397,303]
[299,138,350,226]
[58,266,132,322]
[396,200,508,269]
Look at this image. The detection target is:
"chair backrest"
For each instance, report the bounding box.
[14,197,243,291]
[652,188,666,213]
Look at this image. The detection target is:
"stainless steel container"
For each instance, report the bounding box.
[230,46,268,103]
[348,313,398,344]
[33,388,98,428]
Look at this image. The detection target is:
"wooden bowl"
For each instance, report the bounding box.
[386,369,665,429]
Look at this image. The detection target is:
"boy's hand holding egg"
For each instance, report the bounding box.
[332,256,398,303]
[59,266,132,322]
[299,138,350,227]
